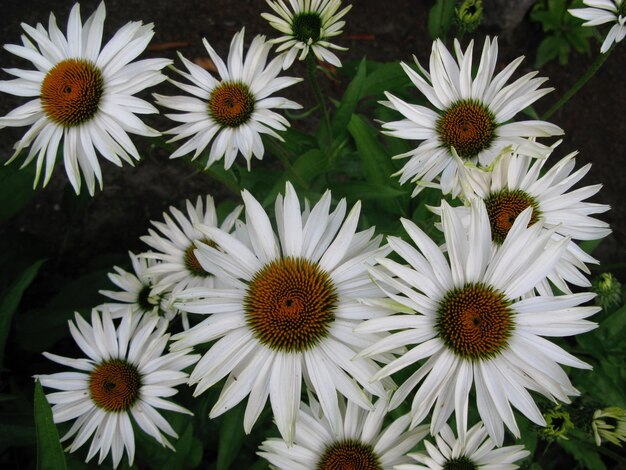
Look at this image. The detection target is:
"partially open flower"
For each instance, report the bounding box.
[592,406,626,446]
[262,0,352,68]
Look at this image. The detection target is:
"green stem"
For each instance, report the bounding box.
[306,54,332,143]
[541,45,615,120]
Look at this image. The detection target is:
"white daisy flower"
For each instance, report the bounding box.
[38,308,199,468]
[261,0,352,69]
[381,37,563,198]
[140,196,243,294]
[358,199,600,445]
[0,2,170,195]
[396,422,530,470]
[259,396,428,469]
[99,251,182,325]
[570,0,626,53]
[446,149,611,295]
[171,182,393,444]
[154,28,302,170]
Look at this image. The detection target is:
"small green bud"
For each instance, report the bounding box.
[592,272,623,311]
[542,405,574,441]
[592,407,626,447]
[456,0,483,33]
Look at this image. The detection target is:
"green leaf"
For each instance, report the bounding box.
[0,413,35,453]
[15,268,110,353]
[163,423,194,470]
[428,0,456,39]
[347,114,394,185]
[347,113,407,215]
[361,62,408,98]
[515,416,539,457]
[601,304,626,346]
[536,35,562,68]
[332,58,366,135]
[262,149,328,207]
[47,268,111,309]
[184,436,203,468]
[579,238,602,255]
[334,181,407,200]
[559,429,607,470]
[34,381,67,470]
[216,404,247,470]
[0,161,37,220]
[0,259,45,368]
[279,127,318,155]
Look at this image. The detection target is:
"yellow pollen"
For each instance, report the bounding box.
[184,238,217,278]
[208,82,255,128]
[89,359,141,412]
[484,189,541,245]
[437,283,513,360]
[317,440,382,470]
[244,257,337,352]
[40,58,103,127]
[437,99,496,159]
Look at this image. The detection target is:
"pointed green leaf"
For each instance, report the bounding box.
[0,259,45,368]
[34,381,67,470]
[428,0,456,39]
[334,181,407,200]
[332,58,366,135]
[216,404,247,470]
[0,161,37,220]
[362,62,408,98]
[163,423,194,470]
[347,113,393,184]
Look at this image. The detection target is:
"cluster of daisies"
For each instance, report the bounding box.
[1,0,620,468]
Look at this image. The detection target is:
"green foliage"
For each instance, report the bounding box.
[428,0,457,39]
[559,429,608,470]
[34,381,67,470]
[0,161,38,220]
[0,259,45,369]
[531,0,595,67]
[14,267,111,353]
[216,403,247,470]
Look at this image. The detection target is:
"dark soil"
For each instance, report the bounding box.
[1,0,624,285]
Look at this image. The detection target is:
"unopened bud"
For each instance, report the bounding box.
[592,272,623,311]
[456,0,483,33]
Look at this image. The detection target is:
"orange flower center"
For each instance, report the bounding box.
[89,359,141,412]
[484,189,541,245]
[40,58,104,127]
[317,440,381,470]
[208,82,254,128]
[184,238,218,277]
[437,283,513,359]
[244,257,337,352]
[437,99,496,159]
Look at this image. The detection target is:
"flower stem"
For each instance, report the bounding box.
[541,45,615,120]
[306,54,332,143]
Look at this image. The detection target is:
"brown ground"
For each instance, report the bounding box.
[1,0,624,285]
